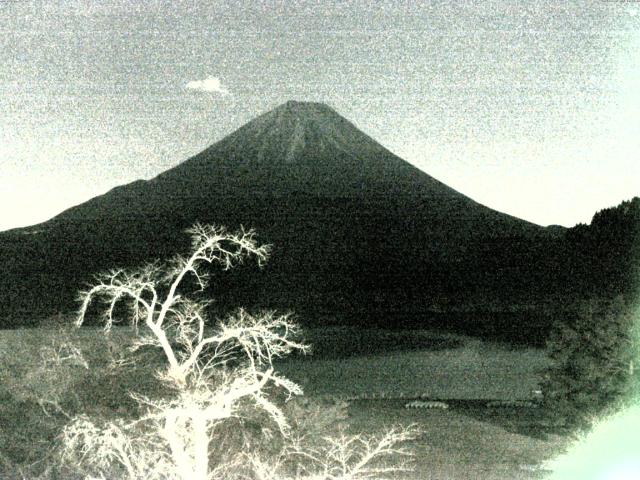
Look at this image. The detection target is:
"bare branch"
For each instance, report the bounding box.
[64,223,416,480]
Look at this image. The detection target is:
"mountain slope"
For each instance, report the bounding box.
[1,101,558,328]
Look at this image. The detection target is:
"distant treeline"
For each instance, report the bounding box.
[564,197,640,300]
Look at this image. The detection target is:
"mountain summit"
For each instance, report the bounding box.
[210,100,393,169]
[1,101,554,327]
[148,99,466,198]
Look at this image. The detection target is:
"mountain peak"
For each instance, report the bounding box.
[266,100,340,124]
[162,101,457,198]
[280,100,334,111]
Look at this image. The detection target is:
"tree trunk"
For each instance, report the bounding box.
[191,416,210,480]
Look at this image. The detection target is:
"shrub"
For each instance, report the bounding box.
[541,296,639,430]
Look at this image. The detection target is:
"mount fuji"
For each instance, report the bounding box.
[0,101,561,331]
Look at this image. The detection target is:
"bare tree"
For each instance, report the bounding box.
[62,223,417,480]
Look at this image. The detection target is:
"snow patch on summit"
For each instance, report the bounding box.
[285,120,307,163]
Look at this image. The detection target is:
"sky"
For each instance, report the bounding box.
[1,0,639,231]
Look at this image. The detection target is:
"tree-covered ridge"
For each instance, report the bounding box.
[566,196,640,298]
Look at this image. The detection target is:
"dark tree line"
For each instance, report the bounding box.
[565,196,640,299]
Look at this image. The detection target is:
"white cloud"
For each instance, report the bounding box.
[185,76,230,95]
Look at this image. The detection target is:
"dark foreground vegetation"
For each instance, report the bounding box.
[0,324,569,480]
[1,298,637,478]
